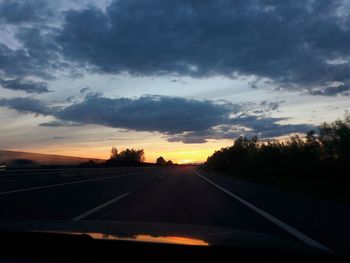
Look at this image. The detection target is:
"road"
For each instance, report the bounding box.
[0,166,349,254]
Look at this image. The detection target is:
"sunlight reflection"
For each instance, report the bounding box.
[77,232,209,246]
[134,235,209,246]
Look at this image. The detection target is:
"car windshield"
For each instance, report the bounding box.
[0,0,349,256]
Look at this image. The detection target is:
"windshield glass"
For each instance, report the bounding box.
[0,0,349,255]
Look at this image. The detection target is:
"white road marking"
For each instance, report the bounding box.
[0,172,138,196]
[158,175,166,179]
[192,169,333,253]
[71,192,130,221]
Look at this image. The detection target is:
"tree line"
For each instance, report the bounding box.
[204,115,350,181]
[106,147,145,166]
[81,147,175,167]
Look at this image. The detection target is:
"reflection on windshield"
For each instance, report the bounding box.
[112,234,209,246]
[91,233,209,246]
[42,231,209,246]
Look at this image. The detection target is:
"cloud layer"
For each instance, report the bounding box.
[0,97,52,115]
[0,0,350,95]
[0,78,50,93]
[56,95,236,134]
[0,94,315,143]
[58,0,350,92]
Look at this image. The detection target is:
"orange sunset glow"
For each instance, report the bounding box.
[8,138,234,164]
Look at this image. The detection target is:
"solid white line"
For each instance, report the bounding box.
[0,172,138,196]
[71,192,130,221]
[192,169,333,253]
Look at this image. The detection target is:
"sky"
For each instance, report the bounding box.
[0,0,350,163]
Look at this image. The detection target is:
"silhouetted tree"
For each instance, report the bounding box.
[156,156,174,166]
[110,146,118,159]
[156,156,166,165]
[107,147,145,166]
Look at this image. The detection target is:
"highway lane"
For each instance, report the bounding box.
[0,168,165,220]
[196,169,350,254]
[0,167,154,192]
[85,167,292,238]
[0,166,347,253]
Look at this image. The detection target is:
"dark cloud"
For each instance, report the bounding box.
[0,78,50,93]
[0,95,315,143]
[0,95,237,135]
[167,116,315,144]
[0,97,52,115]
[230,116,315,138]
[55,95,236,134]
[65,96,76,103]
[0,0,349,95]
[251,100,284,115]
[259,100,282,111]
[0,26,61,91]
[79,87,90,94]
[0,43,53,81]
[54,0,350,94]
[0,0,53,24]
[0,0,60,93]
[39,120,84,127]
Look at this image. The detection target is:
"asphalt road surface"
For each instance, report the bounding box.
[0,166,349,254]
